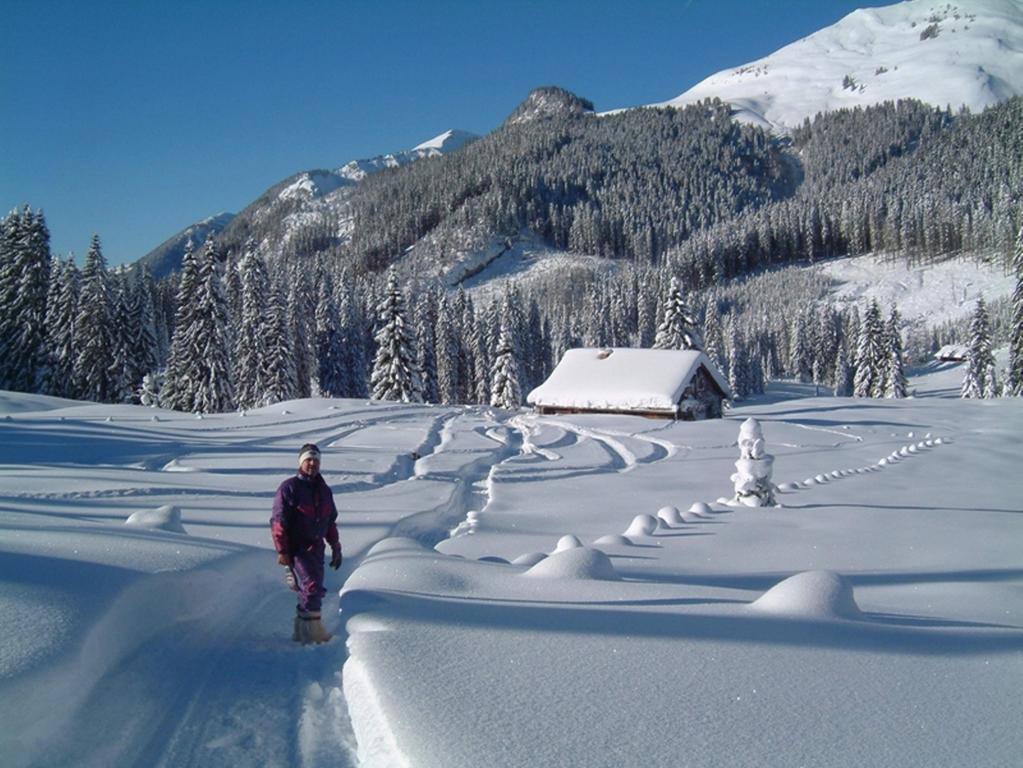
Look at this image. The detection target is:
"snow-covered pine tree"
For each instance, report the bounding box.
[314,280,347,398]
[726,316,747,399]
[189,241,234,413]
[339,287,369,398]
[457,292,478,404]
[789,311,812,383]
[263,279,298,406]
[161,240,201,410]
[0,207,52,392]
[833,340,852,396]
[490,322,522,409]
[435,294,461,405]
[473,301,498,404]
[414,290,439,404]
[884,306,908,399]
[653,276,702,350]
[42,256,79,398]
[72,235,118,403]
[702,300,725,371]
[962,297,996,399]
[127,266,160,401]
[287,265,315,399]
[1009,225,1023,396]
[233,250,270,409]
[370,269,421,403]
[108,272,136,403]
[853,300,885,398]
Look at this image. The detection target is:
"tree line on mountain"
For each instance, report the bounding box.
[211,96,1020,294]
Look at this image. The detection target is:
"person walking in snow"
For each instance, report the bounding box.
[271,443,343,644]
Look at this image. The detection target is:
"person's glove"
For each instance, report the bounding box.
[330,547,343,570]
[283,566,299,592]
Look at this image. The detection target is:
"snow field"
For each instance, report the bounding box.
[1,362,1021,767]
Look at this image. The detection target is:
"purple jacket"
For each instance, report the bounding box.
[271,471,340,556]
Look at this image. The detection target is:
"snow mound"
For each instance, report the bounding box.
[752,570,863,620]
[124,505,186,533]
[656,506,685,527]
[522,547,621,581]
[592,534,634,547]
[688,502,715,516]
[511,552,548,567]
[364,537,424,558]
[553,534,584,553]
[624,514,659,537]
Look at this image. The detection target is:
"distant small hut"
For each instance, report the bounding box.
[527,348,732,420]
[935,344,968,363]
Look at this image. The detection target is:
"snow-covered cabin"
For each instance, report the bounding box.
[527,348,732,420]
[935,344,968,362]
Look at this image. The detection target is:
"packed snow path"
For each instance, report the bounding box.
[0,398,518,767]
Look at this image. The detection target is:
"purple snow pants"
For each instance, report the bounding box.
[292,544,327,613]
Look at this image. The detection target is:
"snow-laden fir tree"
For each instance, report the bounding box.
[233,250,270,409]
[473,301,496,404]
[188,241,234,413]
[435,294,461,405]
[490,322,522,409]
[833,340,852,396]
[653,277,702,350]
[314,280,347,398]
[884,306,908,398]
[263,280,298,406]
[702,301,725,371]
[108,272,136,403]
[287,265,315,399]
[961,297,997,399]
[370,269,421,403]
[789,311,812,383]
[160,241,201,411]
[0,207,52,392]
[1009,225,1023,396]
[726,316,746,400]
[72,235,118,403]
[127,267,160,401]
[415,290,439,404]
[339,288,369,398]
[42,256,80,398]
[853,300,885,398]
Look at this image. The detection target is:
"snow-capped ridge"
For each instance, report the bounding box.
[331,129,478,186]
[658,0,1023,131]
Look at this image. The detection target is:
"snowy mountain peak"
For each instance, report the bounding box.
[274,129,479,203]
[505,86,596,125]
[413,129,477,153]
[660,0,1023,131]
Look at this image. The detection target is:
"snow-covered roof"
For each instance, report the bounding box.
[527,347,731,413]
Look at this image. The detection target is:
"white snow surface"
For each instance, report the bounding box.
[657,0,1023,131]
[1,363,1021,767]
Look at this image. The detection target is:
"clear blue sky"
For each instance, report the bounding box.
[1,0,873,266]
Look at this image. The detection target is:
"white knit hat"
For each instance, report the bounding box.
[299,443,321,464]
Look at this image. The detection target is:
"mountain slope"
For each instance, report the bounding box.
[660,0,1023,130]
[212,129,478,263]
[133,212,236,280]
